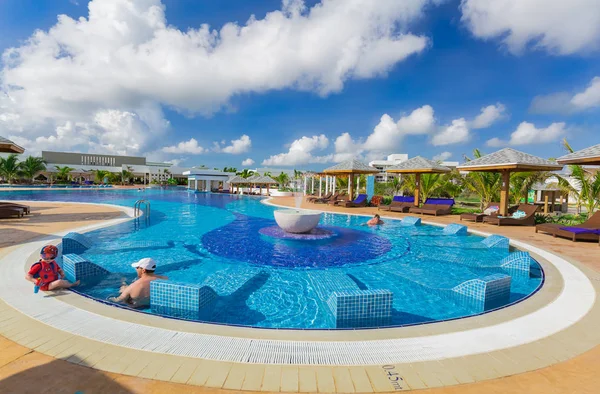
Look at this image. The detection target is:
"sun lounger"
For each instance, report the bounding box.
[0,202,30,214]
[308,192,331,203]
[460,202,501,222]
[483,204,538,226]
[409,198,454,216]
[336,194,368,208]
[379,196,415,212]
[314,192,339,204]
[327,191,348,205]
[536,211,600,242]
[0,207,24,219]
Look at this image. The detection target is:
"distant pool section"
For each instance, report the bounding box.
[0,189,544,329]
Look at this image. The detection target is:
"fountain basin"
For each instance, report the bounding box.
[274,209,322,234]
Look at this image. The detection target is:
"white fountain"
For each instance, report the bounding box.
[273,178,322,234]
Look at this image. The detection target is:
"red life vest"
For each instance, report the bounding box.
[30,260,60,286]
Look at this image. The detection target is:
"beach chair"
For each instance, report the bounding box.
[314,192,339,204]
[380,196,415,213]
[483,204,538,226]
[409,198,454,216]
[460,202,501,222]
[308,192,331,203]
[536,211,600,243]
[336,194,368,208]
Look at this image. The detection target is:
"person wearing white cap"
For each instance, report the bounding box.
[108,258,167,307]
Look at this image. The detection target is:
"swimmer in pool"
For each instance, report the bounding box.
[108,258,167,308]
[367,214,384,226]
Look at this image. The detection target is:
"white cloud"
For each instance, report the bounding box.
[0,0,434,155]
[470,103,506,129]
[460,0,600,55]
[431,118,470,146]
[530,76,600,114]
[214,134,252,154]
[432,151,452,161]
[486,121,567,147]
[242,158,255,166]
[262,135,329,166]
[571,77,600,110]
[162,138,206,154]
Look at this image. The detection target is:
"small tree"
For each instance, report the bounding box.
[93,169,110,184]
[462,149,501,210]
[275,172,289,189]
[0,154,23,184]
[55,165,75,183]
[20,156,47,184]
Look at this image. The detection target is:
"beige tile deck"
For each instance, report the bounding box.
[1,199,600,393]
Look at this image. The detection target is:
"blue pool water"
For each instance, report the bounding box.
[1,189,543,329]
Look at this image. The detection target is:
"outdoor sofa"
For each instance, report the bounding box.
[483,204,538,226]
[379,196,415,213]
[535,211,600,243]
[0,202,30,215]
[0,206,24,219]
[409,198,454,216]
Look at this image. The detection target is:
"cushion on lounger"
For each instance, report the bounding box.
[512,210,526,219]
[559,227,600,234]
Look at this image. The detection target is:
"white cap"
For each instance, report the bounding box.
[131,258,157,271]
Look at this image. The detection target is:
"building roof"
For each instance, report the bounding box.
[227,175,247,184]
[323,159,379,174]
[457,148,563,172]
[0,136,25,154]
[386,156,451,173]
[557,144,600,166]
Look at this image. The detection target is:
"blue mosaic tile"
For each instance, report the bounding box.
[61,254,109,282]
[451,273,511,311]
[500,251,532,276]
[401,216,421,226]
[202,214,393,268]
[327,289,393,328]
[62,232,94,255]
[150,280,217,319]
[481,235,509,249]
[443,223,467,235]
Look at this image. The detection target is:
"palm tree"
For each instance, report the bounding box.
[509,171,550,205]
[336,176,348,190]
[462,149,501,210]
[54,165,75,183]
[275,172,289,189]
[556,139,600,214]
[121,166,134,185]
[263,171,272,178]
[238,169,254,179]
[293,169,303,179]
[93,169,110,184]
[20,156,47,183]
[438,170,464,199]
[401,173,445,202]
[0,154,23,184]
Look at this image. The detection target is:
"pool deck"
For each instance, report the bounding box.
[0,198,599,393]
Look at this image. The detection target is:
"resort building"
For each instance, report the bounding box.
[183,168,232,192]
[40,151,191,184]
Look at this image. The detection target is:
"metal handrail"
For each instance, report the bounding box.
[134,199,150,218]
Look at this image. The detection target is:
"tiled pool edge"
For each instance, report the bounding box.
[3,202,595,365]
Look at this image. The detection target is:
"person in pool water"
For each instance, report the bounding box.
[26,245,80,291]
[367,214,384,226]
[109,258,167,308]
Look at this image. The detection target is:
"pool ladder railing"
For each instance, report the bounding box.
[134,199,150,219]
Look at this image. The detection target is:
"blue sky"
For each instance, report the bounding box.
[0,0,599,170]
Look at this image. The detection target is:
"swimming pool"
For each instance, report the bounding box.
[1,189,543,329]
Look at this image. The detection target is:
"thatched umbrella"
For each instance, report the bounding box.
[386,156,451,207]
[227,175,246,194]
[322,159,379,201]
[0,136,24,154]
[256,175,277,195]
[557,143,600,166]
[457,148,563,216]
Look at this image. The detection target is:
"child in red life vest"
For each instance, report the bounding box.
[26,245,79,291]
